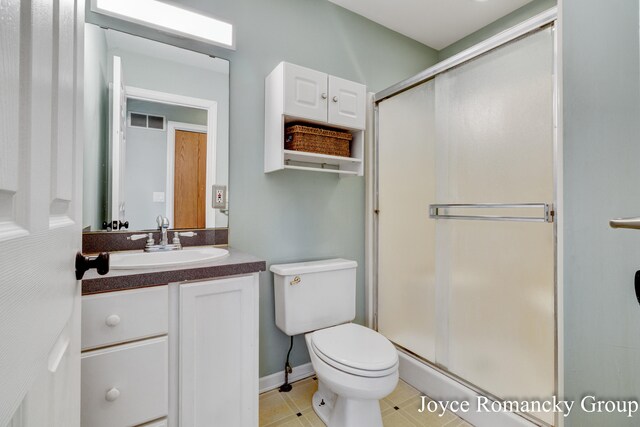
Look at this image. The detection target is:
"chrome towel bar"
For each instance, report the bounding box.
[429,203,554,223]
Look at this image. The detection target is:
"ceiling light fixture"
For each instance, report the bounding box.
[92,0,234,49]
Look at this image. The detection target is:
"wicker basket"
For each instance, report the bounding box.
[285,124,352,157]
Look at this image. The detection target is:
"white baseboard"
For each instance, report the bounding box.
[259,362,315,394]
[398,350,538,427]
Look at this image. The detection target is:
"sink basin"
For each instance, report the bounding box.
[110,247,229,270]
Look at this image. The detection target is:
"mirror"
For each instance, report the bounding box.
[82,23,229,232]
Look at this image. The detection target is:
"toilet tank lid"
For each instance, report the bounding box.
[270,258,357,276]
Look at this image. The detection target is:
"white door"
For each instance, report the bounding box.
[179,275,259,427]
[328,75,366,130]
[283,62,328,123]
[0,0,83,426]
[110,56,127,224]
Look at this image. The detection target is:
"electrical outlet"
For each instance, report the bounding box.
[212,185,226,209]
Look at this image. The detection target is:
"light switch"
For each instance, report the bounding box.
[153,192,165,202]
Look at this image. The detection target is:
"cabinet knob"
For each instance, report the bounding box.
[332,96,338,102]
[321,93,327,100]
[105,314,121,327]
[105,387,120,402]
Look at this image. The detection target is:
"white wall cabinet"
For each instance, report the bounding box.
[265,61,366,176]
[81,273,259,427]
[178,275,259,427]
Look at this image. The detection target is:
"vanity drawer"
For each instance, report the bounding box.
[82,285,168,350]
[81,336,168,427]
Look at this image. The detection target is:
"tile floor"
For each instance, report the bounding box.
[259,376,473,427]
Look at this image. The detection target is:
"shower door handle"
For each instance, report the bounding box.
[429,203,553,223]
[609,217,640,230]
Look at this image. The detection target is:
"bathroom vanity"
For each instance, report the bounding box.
[79,22,250,426]
[80,249,265,427]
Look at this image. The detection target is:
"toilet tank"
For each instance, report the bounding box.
[271,258,357,336]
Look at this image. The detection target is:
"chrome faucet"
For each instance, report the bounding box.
[157,215,170,246]
[126,217,198,252]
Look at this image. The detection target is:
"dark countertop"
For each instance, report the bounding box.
[82,247,266,295]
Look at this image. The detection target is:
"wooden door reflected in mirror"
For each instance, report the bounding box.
[174,130,207,229]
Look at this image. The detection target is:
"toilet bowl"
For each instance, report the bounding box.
[305,323,398,427]
[271,259,399,427]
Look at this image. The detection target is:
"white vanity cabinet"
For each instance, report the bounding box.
[265,61,367,176]
[177,275,259,426]
[81,273,260,427]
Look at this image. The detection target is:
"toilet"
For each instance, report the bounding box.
[271,259,398,427]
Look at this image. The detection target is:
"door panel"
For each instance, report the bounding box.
[328,75,365,129]
[0,0,83,425]
[377,81,437,362]
[179,276,258,427]
[174,130,207,229]
[51,0,77,221]
[283,63,328,122]
[436,30,554,425]
[0,0,21,238]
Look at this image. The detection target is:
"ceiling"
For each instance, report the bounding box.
[104,28,229,74]
[327,0,534,50]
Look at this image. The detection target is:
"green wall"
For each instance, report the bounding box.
[562,0,640,425]
[438,0,557,60]
[87,0,439,377]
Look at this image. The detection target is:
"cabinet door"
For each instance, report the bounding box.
[328,75,366,130]
[283,63,328,122]
[180,275,259,427]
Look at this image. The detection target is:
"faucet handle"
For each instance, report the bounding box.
[177,231,197,238]
[128,233,155,248]
[128,233,148,241]
[156,215,169,229]
[172,231,198,246]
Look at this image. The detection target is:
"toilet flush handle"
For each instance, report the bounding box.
[290,276,301,286]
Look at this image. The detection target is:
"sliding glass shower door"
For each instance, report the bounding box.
[377,27,555,425]
[378,80,437,362]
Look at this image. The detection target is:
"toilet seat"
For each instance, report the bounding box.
[309,323,398,378]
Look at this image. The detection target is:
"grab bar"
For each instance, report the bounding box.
[429,203,554,223]
[609,217,640,230]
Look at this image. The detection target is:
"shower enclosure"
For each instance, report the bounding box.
[372,11,557,427]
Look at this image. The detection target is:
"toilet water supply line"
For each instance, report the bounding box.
[279,336,294,392]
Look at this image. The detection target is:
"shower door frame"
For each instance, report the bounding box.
[367,7,562,427]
